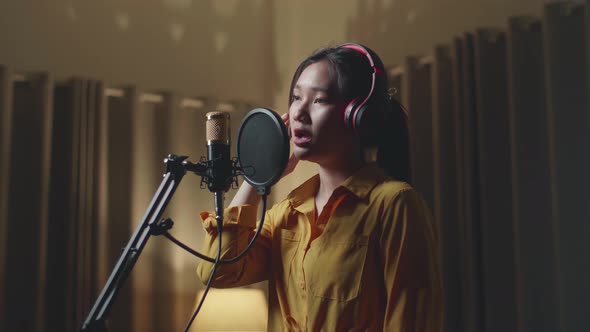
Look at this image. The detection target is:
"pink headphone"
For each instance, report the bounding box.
[338,43,385,136]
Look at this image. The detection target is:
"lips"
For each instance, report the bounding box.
[293,128,312,146]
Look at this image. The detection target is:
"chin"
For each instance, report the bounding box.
[292,147,307,159]
[293,145,314,161]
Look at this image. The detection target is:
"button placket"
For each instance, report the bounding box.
[299,211,312,296]
[300,247,309,293]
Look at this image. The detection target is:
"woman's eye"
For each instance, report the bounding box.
[292,95,301,102]
[314,98,327,104]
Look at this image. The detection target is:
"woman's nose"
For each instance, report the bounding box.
[290,100,309,123]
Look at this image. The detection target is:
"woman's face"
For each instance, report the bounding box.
[289,60,358,166]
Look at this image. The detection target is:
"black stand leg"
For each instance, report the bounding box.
[81,155,188,332]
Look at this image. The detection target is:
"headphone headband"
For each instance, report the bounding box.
[338,43,384,75]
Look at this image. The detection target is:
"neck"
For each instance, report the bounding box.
[316,155,365,199]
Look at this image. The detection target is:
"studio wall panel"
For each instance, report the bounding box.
[404,55,435,211]
[543,3,590,331]
[0,65,13,332]
[130,92,176,332]
[507,16,561,332]
[48,79,105,332]
[452,33,484,332]
[99,87,139,332]
[431,45,462,332]
[474,28,518,332]
[48,79,81,332]
[2,73,53,332]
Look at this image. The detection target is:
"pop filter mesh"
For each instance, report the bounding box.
[237,108,289,189]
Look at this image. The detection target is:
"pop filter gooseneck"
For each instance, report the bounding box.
[237,108,290,195]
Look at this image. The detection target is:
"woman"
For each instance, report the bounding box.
[197,43,442,331]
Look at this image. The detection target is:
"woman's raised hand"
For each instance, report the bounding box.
[281,112,299,178]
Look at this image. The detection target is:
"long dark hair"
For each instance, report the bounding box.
[288,43,411,183]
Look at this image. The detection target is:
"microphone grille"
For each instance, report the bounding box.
[206,111,230,143]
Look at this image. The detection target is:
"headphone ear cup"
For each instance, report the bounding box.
[354,102,384,146]
[344,98,361,129]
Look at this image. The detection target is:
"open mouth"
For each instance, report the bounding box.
[293,128,312,146]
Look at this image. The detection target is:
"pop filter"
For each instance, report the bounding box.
[237,108,290,194]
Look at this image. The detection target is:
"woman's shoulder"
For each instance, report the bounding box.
[372,178,431,214]
[269,196,294,212]
[371,177,415,200]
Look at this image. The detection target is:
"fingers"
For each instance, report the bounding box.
[282,113,291,139]
[279,113,299,178]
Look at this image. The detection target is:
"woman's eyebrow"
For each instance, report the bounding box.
[294,84,330,93]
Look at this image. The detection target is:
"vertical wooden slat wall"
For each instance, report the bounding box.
[507,17,561,332]
[130,92,176,332]
[543,3,590,331]
[46,79,104,332]
[66,79,83,331]
[0,65,13,332]
[474,28,519,331]
[431,45,462,332]
[2,73,53,332]
[47,80,75,332]
[80,80,103,327]
[456,32,485,332]
[150,93,176,332]
[75,79,90,329]
[449,37,469,332]
[89,81,104,313]
[101,87,138,332]
[96,86,109,292]
[33,73,54,331]
[36,74,54,332]
[404,56,435,210]
[80,80,93,316]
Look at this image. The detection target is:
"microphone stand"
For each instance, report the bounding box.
[81,154,206,332]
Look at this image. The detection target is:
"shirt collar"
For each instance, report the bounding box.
[287,163,389,212]
[340,162,389,199]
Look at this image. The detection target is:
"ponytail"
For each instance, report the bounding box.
[376,96,411,184]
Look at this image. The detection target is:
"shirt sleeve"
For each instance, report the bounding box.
[195,204,274,288]
[380,188,443,332]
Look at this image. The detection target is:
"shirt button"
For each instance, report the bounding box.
[299,280,306,290]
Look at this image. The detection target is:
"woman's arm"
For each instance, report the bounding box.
[380,189,443,332]
[195,204,273,288]
[228,181,261,207]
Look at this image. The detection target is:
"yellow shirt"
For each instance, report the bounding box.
[197,163,442,331]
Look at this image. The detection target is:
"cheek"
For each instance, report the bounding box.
[326,107,347,130]
[314,113,349,145]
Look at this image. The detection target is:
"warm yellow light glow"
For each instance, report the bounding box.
[190,288,267,332]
